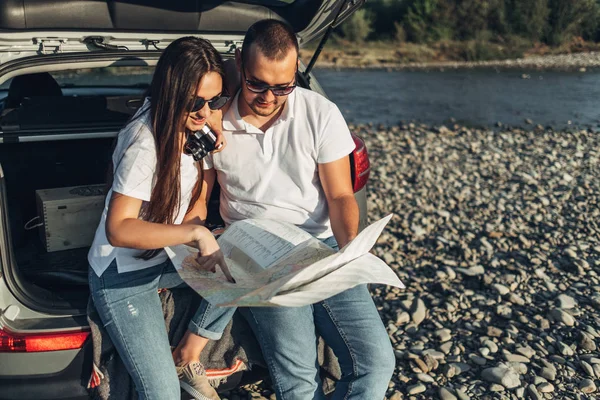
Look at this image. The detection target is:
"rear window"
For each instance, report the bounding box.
[239,0,296,4]
[52,66,154,89]
[0,66,154,132]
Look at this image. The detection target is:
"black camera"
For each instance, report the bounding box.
[184,125,217,161]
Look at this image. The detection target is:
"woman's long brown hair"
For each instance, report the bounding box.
[139,37,225,259]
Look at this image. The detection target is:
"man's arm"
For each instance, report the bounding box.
[319,156,359,249]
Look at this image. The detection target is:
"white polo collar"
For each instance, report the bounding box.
[223,89,296,134]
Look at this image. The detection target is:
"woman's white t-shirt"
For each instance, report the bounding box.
[88,99,204,277]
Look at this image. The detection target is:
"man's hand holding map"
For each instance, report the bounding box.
[165,214,404,307]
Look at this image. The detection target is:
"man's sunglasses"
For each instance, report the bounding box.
[242,60,297,96]
[191,94,230,112]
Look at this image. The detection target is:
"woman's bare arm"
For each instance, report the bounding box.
[105,191,207,249]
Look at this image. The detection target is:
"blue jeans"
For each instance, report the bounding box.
[198,237,396,399]
[88,259,210,400]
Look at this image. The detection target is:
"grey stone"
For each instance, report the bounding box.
[489,383,505,391]
[492,284,510,295]
[389,391,403,400]
[504,352,530,363]
[416,373,435,383]
[407,383,427,395]
[578,331,597,351]
[508,293,526,306]
[439,342,453,355]
[456,265,485,276]
[435,328,452,343]
[516,346,535,359]
[455,388,470,400]
[410,298,427,326]
[556,294,577,309]
[438,387,457,400]
[549,308,575,326]
[557,341,574,356]
[538,382,555,393]
[484,340,499,353]
[579,378,597,393]
[469,354,487,366]
[580,360,595,378]
[593,363,600,378]
[527,384,543,400]
[395,310,411,325]
[481,367,521,389]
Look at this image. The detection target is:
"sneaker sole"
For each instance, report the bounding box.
[179,380,218,400]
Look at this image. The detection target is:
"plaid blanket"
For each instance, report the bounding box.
[86,287,340,399]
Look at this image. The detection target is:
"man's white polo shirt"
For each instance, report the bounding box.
[206,87,355,239]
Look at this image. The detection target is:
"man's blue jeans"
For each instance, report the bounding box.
[197,237,396,399]
[89,259,206,400]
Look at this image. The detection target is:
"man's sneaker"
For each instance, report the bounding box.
[176,361,220,400]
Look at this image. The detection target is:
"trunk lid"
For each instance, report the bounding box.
[0,0,364,65]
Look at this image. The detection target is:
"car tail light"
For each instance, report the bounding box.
[0,327,90,352]
[350,134,370,193]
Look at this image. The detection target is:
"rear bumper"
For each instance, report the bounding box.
[0,340,91,400]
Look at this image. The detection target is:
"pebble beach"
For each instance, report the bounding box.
[366,122,600,399]
[226,122,600,399]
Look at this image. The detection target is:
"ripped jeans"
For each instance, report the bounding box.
[196,236,396,400]
[88,259,204,400]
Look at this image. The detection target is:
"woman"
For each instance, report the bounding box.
[88,37,231,400]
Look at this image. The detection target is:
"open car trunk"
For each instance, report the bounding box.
[0,0,366,317]
[1,137,114,307]
[0,88,138,312]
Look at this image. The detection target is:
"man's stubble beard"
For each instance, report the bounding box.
[249,98,283,118]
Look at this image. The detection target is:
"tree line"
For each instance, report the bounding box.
[341,0,600,46]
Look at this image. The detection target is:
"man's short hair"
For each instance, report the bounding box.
[241,19,299,64]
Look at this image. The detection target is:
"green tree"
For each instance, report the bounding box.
[366,0,408,39]
[487,0,509,35]
[340,9,374,42]
[547,0,598,44]
[579,0,600,41]
[455,0,493,39]
[505,0,550,41]
[340,0,600,46]
[402,0,456,43]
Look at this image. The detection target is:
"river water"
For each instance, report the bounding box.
[4,67,598,128]
[313,68,600,129]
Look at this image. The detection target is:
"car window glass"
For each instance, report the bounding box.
[0,78,11,90]
[0,66,155,130]
[51,66,154,89]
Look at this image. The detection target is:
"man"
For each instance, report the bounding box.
[202,19,395,399]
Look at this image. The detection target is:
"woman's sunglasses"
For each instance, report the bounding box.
[242,60,297,96]
[191,94,230,112]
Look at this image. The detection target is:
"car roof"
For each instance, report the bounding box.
[0,0,364,77]
[0,0,320,37]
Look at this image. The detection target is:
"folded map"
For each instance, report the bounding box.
[165,214,404,307]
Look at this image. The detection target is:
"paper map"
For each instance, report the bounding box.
[165,215,404,307]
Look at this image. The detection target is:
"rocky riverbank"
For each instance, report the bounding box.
[366,122,600,399]
[299,48,600,71]
[224,123,600,399]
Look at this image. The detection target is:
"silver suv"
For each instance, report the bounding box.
[0,1,370,398]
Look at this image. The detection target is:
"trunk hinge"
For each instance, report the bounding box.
[83,36,129,51]
[34,38,68,55]
[302,0,354,83]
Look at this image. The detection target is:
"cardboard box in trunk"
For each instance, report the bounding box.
[36,184,106,252]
